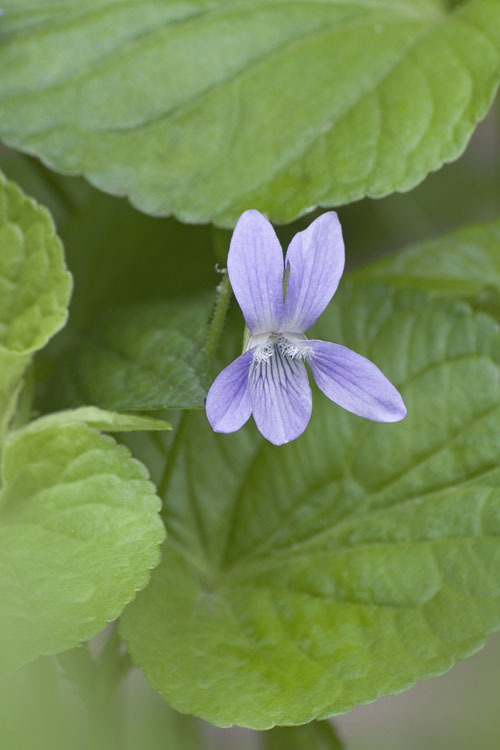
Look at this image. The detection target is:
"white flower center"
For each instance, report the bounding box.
[246,332,313,363]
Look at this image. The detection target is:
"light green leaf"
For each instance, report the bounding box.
[0,1,498,225]
[0,171,71,437]
[43,296,212,412]
[24,406,172,433]
[263,721,343,750]
[0,172,71,353]
[120,283,500,728]
[0,418,165,675]
[354,218,500,297]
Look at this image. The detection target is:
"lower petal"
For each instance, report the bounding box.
[308,340,406,422]
[249,348,312,446]
[206,351,253,433]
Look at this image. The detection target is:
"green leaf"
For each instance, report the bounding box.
[120,282,500,728]
[0,418,165,675]
[0,171,71,353]
[30,186,220,414]
[24,406,172,433]
[0,1,499,225]
[43,296,212,412]
[263,721,343,750]
[0,171,71,437]
[354,218,500,297]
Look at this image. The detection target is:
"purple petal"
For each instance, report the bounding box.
[308,340,406,422]
[249,347,312,445]
[227,210,284,334]
[281,212,344,333]
[206,351,253,433]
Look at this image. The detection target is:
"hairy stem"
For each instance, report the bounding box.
[205,271,232,365]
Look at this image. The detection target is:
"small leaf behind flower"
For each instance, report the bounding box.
[43,297,212,412]
[35,190,219,415]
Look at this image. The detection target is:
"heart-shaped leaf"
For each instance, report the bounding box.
[120,282,500,727]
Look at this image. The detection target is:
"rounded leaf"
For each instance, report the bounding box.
[0,419,165,675]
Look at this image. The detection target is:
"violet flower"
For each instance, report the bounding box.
[206,210,406,446]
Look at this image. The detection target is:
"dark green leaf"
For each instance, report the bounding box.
[34,190,221,413]
[354,218,500,297]
[121,282,500,727]
[263,721,343,750]
[44,297,212,412]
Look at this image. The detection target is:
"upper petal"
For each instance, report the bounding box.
[281,212,344,333]
[227,210,284,334]
[249,347,312,445]
[206,350,253,433]
[308,340,406,422]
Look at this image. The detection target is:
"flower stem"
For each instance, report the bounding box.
[157,411,187,500]
[205,271,232,364]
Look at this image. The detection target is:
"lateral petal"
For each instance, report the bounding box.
[282,212,344,333]
[249,347,312,445]
[206,351,253,433]
[308,340,406,422]
[227,210,284,334]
